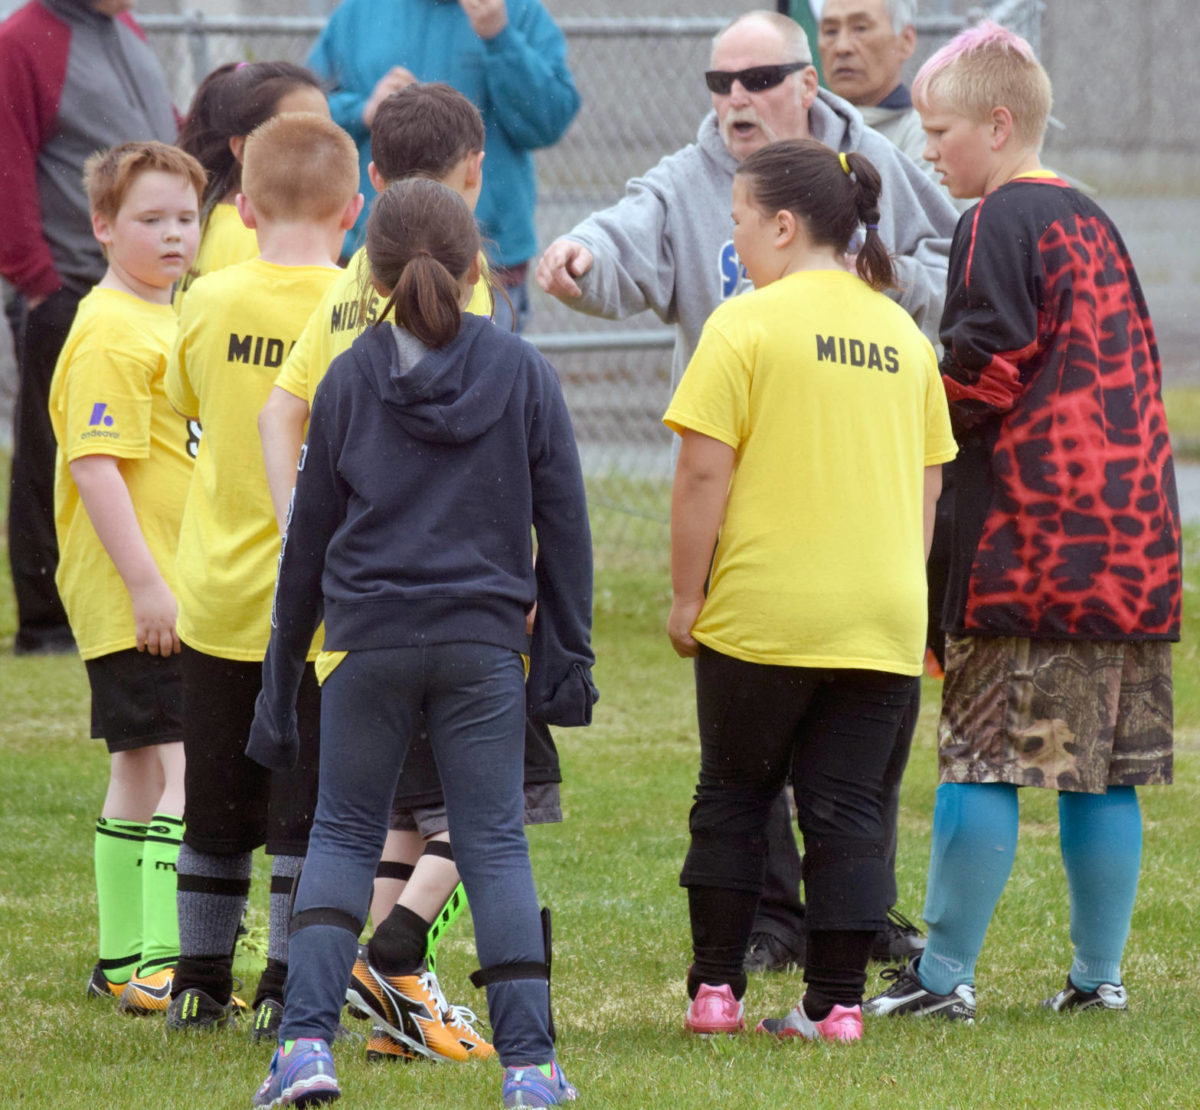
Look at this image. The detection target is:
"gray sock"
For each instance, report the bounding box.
[269,854,304,965]
[175,844,253,959]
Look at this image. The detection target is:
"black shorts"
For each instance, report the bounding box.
[84,648,183,754]
[180,645,321,856]
[391,716,563,810]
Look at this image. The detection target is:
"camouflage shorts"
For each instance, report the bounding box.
[938,635,1174,793]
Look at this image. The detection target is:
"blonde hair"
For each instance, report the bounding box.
[913,19,1051,149]
[240,112,359,222]
[85,141,205,223]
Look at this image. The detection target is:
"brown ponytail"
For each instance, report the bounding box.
[365,178,481,349]
[736,139,896,292]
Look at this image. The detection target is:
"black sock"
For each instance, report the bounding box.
[253,958,288,1009]
[687,885,758,998]
[368,904,429,974]
[803,929,875,1018]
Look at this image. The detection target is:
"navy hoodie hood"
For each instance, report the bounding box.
[363,317,522,446]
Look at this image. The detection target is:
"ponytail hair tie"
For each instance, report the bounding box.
[838,152,851,175]
[864,223,878,231]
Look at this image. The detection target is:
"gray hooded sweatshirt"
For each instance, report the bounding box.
[562,88,959,392]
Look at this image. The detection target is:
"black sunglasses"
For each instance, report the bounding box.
[704,62,810,95]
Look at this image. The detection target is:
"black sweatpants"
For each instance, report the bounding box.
[681,646,912,997]
[8,287,81,646]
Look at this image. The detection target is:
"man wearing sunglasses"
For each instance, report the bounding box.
[537,7,956,390]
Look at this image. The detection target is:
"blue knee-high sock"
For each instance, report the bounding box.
[1059,787,1141,991]
[919,783,1019,995]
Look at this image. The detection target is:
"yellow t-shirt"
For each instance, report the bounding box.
[275,246,495,404]
[664,269,957,674]
[49,288,195,660]
[167,259,340,660]
[173,202,259,312]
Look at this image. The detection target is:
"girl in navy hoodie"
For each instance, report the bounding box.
[247,178,595,1109]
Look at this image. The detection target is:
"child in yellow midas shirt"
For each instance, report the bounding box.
[173,61,331,311]
[162,112,362,1035]
[260,83,493,532]
[665,140,954,1043]
[48,141,205,1010]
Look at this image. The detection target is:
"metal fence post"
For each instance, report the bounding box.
[184,8,210,90]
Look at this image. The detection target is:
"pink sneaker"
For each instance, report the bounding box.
[684,983,746,1035]
[757,1001,863,1042]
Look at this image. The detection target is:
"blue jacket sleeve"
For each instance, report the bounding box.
[246,378,349,769]
[479,4,580,151]
[525,352,597,727]
[307,11,370,143]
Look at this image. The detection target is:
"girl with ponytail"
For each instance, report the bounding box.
[247,177,595,1106]
[664,138,957,1044]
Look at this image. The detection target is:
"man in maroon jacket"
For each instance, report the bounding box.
[0,0,176,653]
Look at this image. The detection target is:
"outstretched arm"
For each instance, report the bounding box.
[538,169,680,325]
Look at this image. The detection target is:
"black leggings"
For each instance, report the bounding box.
[682,647,913,996]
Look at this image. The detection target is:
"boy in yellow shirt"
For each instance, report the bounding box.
[163,112,362,1036]
[49,141,205,1010]
[260,82,491,529]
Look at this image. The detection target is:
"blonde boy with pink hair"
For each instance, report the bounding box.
[865,21,1181,1023]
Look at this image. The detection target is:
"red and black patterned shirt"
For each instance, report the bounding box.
[940,174,1181,642]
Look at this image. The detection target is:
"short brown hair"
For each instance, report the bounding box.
[913,20,1051,149]
[85,141,206,224]
[370,83,485,184]
[240,112,359,223]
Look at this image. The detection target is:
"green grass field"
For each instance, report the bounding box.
[1,464,1198,1109]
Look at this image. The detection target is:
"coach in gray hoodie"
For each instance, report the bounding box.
[537,8,957,391]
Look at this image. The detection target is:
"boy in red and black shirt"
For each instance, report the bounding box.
[866,21,1181,1025]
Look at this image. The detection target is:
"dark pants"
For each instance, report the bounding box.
[179,646,321,856]
[752,678,921,949]
[8,287,82,648]
[682,647,912,998]
[282,643,554,1065]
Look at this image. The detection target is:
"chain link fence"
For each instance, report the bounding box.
[16,4,1040,562]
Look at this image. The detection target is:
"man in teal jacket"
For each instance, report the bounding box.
[308,0,579,331]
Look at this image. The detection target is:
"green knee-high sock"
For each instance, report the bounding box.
[139,813,183,974]
[94,817,147,984]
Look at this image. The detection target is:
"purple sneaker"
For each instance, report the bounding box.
[502,1062,578,1107]
[252,1038,340,1108]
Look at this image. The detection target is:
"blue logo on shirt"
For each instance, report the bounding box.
[88,402,114,427]
[720,241,748,299]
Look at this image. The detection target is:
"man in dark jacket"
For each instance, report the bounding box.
[0,0,176,653]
